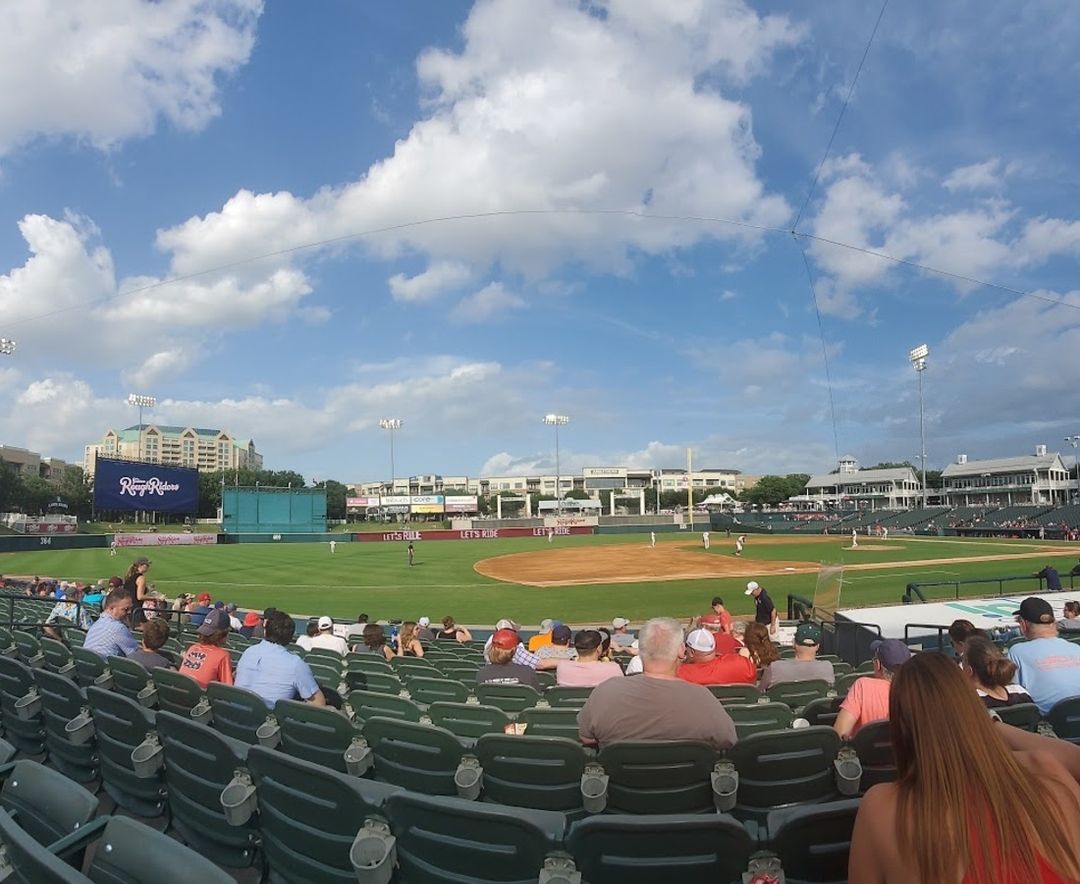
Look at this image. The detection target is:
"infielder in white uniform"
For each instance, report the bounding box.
[881,526,888,542]
[702,531,710,550]
[851,528,858,548]
[650,532,656,548]
[329,539,336,554]
[735,534,745,557]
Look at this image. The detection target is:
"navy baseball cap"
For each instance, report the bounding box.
[870,638,912,670]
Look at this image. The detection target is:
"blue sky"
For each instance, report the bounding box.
[2,0,1080,484]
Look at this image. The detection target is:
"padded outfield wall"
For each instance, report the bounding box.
[222,487,327,534]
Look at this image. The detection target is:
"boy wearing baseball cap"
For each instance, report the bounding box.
[834,638,911,738]
[1008,596,1080,713]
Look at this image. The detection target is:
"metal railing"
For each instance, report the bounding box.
[905,573,1070,603]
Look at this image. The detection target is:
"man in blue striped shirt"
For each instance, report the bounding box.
[82,592,137,659]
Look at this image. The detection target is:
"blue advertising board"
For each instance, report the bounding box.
[93,458,199,513]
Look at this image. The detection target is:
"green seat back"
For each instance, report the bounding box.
[155,710,259,868]
[304,648,345,667]
[520,707,581,740]
[475,734,586,813]
[727,727,841,821]
[427,702,509,740]
[0,655,45,755]
[832,662,853,676]
[85,686,165,818]
[725,702,793,739]
[404,676,470,706]
[344,654,393,674]
[0,807,90,884]
[64,630,86,649]
[801,697,842,728]
[274,699,364,773]
[1,759,98,850]
[765,679,831,712]
[566,813,754,884]
[767,798,861,884]
[391,656,439,674]
[71,648,108,690]
[31,669,98,784]
[995,702,1041,732]
[706,683,762,704]
[544,686,594,708]
[1046,696,1080,744]
[476,683,541,714]
[88,815,236,884]
[347,690,422,724]
[362,716,465,794]
[206,683,272,744]
[307,662,344,690]
[597,741,722,815]
[12,631,42,666]
[386,791,566,884]
[247,745,400,884]
[39,638,74,675]
[150,668,204,716]
[345,670,404,695]
[851,720,896,790]
[107,656,152,701]
[439,663,480,681]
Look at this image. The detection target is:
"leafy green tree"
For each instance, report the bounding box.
[314,480,348,520]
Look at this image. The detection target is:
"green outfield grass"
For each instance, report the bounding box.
[2,533,1077,625]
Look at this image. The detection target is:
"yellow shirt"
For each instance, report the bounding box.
[527,633,553,652]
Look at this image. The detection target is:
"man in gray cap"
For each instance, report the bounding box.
[759,622,835,690]
[1009,596,1080,713]
[834,638,911,738]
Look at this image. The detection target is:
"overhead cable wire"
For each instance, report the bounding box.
[796,236,842,459]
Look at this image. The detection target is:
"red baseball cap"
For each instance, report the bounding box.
[243,612,261,627]
[197,592,212,604]
[490,629,519,650]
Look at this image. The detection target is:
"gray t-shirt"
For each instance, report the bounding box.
[758,658,835,691]
[576,674,737,751]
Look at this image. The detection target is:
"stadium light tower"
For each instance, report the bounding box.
[127,393,157,459]
[379,419,402,491]
[1065,435,1080,503]
[0,339,15,356]
[908,345,929,508]
[542,414,570,512]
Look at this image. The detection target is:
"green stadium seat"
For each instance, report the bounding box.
[391,656,440,675]
[802,697,842,728]
[597,741,722,815]
[344,653,393,673]
[12,631,44,668]
[520,706,581,740]
[246,745,400,884]
[347,689,422,724]
[346,670,404,695]
[855,661,875,674]
[995,702,1041,731]
[438,662,480,681]
[31,669,98,785]
[206,682,274,744]
[428,701,510,741]
[0,628,14,656]
[767,798,861,884]
[307,661,345,691]
[1046,696,1080,744]
[39,638,75,677]
[85,686,166,819]
[64,630,86,649]
[305,647,346,666]
[475,733,587,815]
[0,655,46,755]
[386,790,568,884]
[107,655,154,704]
[403,675,470,706]
[765,679,831,712]
[726,727,842,822]
[363,716,468,794]
[476,682,541,714]
[155,710,259,869]
[566,813,754,884]
[544,685,594,708]
[1,758,99,860]
[706,683,762,704]
[851,720,895,790]
[832,662,853,676]
[725,702,794,739]
[834,672,862,696]
[70,648,109,691]
[535,670,557,690]
[274,699,365,774]
[151,668,205,717]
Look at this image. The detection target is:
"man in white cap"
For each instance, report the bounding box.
[745,580,778,636]
[677,628,755,685]
[610,617,634,649]
[416,616,435,642]
[308,615,348,655]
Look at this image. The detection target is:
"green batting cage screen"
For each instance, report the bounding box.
[222,487,327,534]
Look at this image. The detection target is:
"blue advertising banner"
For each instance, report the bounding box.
[93,458,199,513]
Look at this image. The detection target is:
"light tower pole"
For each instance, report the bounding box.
[542,414,570,512]
[126,393,157,460]
[378,419,402,491]
[908,345,929,508]
[1065,435,1080,503]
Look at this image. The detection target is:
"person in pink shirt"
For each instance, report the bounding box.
[834,638,911,738]
[556,630,624,687]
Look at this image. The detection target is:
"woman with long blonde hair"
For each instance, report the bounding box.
[849,652,1080,883]
[742,622,779,669]
[396,621,424,657]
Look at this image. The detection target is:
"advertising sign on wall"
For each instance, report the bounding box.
[113,533,218,547]
[354,526,594,542]
[93,458,199,513]
[409,495,444,506]
[381,495,411,507]
[444,495,479,513]
[412,504,445,514]
[346,496,379,508]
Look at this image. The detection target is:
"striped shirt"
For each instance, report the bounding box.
[82,612,138,659]
[235,641,321,707]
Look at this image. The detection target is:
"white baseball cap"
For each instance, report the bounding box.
[744,581,760,596]
[418,616,430,627]
[685,628,715,653]
[612,617,630,629]
[495,618,520,631]
[317,616,333,630]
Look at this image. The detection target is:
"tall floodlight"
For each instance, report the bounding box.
[908,345,929,508]
[1066,435,1080,503]
[127,393,157,459]
[542,414,570,512]
[0,339,15,356]
[379,419,402,490]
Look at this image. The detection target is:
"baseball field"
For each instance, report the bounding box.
[3,532,1079,626]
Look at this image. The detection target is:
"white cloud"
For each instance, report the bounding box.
[943,159,1004,192]
[123,348,202,388]
[388,261,472,303]
[0,0,262,155]
[451,282,525,324]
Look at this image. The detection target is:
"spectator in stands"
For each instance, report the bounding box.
[624,639,643,674]
[537,624,577,661]
[44,585,93,638]
[1058,601,1080,634]
[415,616,435,642]
[82,591,137,659]
[1008,597,1080,714]
[355,624,395,662]
[119,557,151,607]
[240,611,261,639]
[527,618,555,651]
[127,618,174,670]
[190,592,213,628]
[710,596,734,633]
[759,623,835,690]
[308,616,348,655]
[678,628,755,685]
[743,622,780,669]
[699,613,744,655]
[476,629,540,689]
[556,630,623,686]
[1037,565,1064,593]
[396,621,425,657]
[597,628,614,661]
[847,651,1080,883]
[948,619,984,657]
[179,609,233,688]
[344,613,369,642]
[834,638,911,739]
[236,610,325,708]
[961,635,1033,709]
[609,617,635,649]
[577,617,737,751]
[296,619,318,650]
[435,616,472,642]
[745,581,779,635]
[225,603,242,632]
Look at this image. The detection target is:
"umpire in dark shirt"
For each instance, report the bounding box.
[745,580,779,635]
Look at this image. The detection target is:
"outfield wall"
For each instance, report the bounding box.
[354,526,594,542]
[0,535,107,553]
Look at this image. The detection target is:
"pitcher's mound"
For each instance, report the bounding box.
[847,544,894,551]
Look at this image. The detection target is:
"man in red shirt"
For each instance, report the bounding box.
[699,613,742,655]
[677,628,756,685]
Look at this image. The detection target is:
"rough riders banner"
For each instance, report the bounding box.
[93,457,199,514]
[113,533,218,547]
[354,526,594,542]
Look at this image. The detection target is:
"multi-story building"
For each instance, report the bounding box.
[792,456,922,511]
[940,446,1073,507]
[83,425,263,476]
[0,446,79,484]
